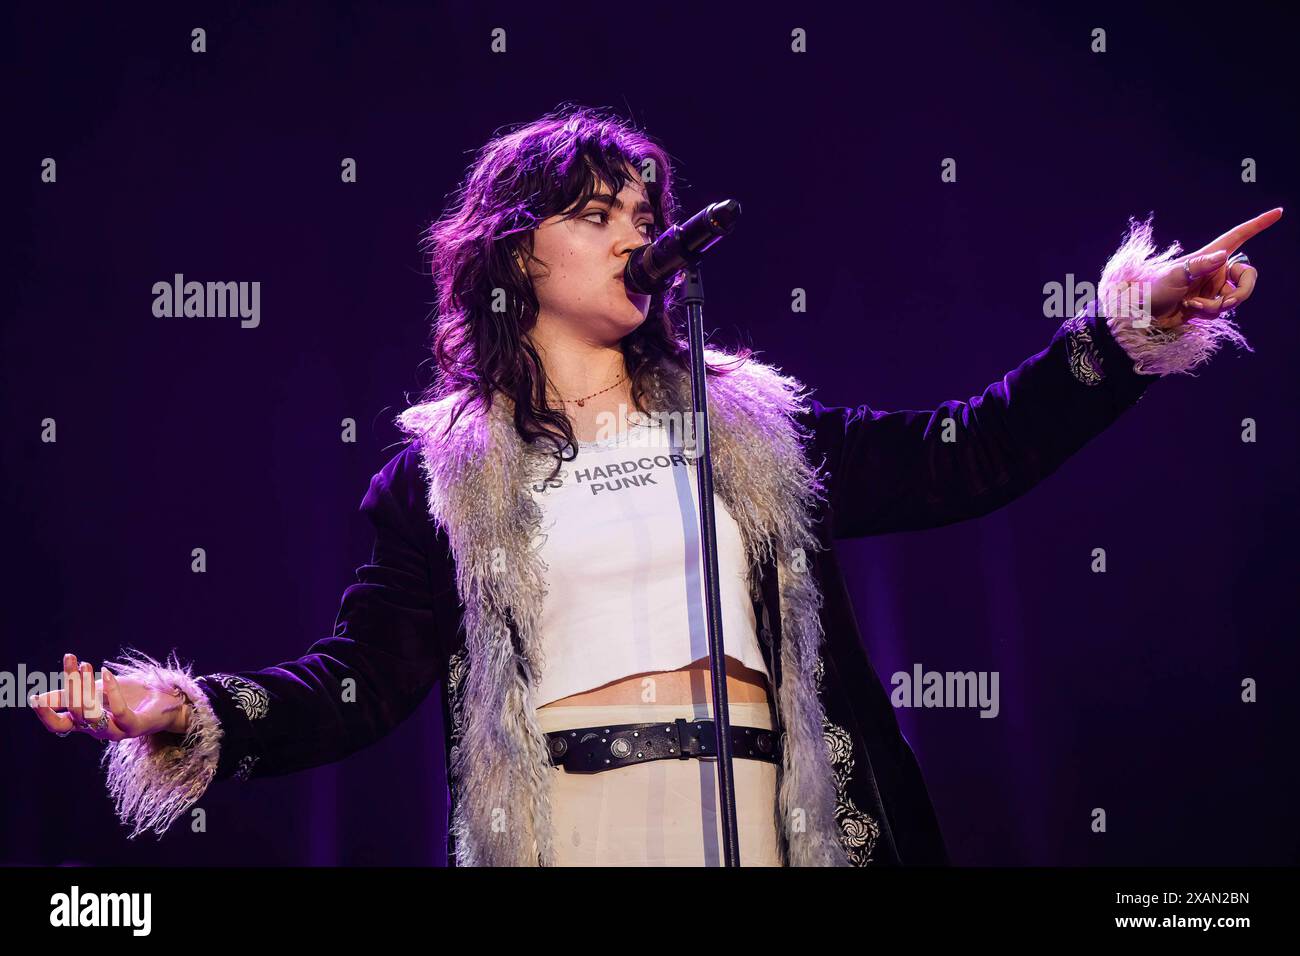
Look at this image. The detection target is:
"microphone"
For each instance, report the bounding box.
[623,199,742,295]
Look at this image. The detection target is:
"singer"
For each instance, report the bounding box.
[30,104,1278,866]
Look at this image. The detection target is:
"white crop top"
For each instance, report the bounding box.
[527,413,769,708]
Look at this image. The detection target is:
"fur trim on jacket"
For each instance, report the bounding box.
[395,349,851,866]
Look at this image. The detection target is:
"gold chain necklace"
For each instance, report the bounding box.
[558,372,627,408]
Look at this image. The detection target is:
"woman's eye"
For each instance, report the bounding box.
[582,210,656,237]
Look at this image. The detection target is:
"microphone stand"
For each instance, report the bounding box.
[682,265,742,867]
[625,199,744,866]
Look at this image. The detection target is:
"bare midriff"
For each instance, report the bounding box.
[536,655,770,709]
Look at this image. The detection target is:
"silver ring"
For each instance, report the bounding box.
[1183,259,1194,283]
[1227,252,1251,269]
[73,712,110,734]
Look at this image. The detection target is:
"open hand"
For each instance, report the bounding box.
[29,653,190,742]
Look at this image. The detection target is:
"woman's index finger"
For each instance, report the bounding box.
[1200,207,1283,255]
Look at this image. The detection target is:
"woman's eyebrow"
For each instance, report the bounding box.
[586,193,655,217]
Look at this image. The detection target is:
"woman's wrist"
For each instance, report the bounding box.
[172,701,192,735]
[166,687,194,735]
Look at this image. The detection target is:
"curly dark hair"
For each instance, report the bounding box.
[415,102,750,479]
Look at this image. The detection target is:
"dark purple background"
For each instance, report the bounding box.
[4,1,1296,866]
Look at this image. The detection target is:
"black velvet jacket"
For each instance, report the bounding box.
[189,302,1154,865]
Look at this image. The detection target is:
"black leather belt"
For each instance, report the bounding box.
[545,716,781,774]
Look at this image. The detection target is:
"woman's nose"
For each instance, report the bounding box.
[616,221,648,251]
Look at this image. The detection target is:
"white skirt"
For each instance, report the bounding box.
[535,701,783,866]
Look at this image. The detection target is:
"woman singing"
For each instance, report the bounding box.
[29,104,1279,866]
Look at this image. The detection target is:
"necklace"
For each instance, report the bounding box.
[558,372,627,408]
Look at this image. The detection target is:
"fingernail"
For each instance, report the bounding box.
[27,695,37,707]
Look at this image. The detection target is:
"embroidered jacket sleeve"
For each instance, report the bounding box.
[99,446,454,839]
[805,237,1250,538]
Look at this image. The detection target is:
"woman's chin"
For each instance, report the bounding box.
[613,300,650,331]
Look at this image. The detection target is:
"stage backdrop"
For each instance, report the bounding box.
[3,0,1296,866]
